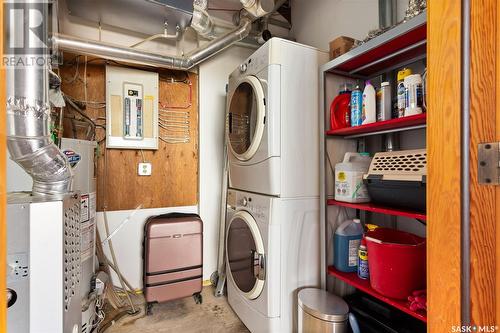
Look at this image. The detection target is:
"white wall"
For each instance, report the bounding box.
[291,0,409,50]
[198,46,253,283]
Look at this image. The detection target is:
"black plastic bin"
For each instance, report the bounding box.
[363,176,426,212]
[362,149,427,213]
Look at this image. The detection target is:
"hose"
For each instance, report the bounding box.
[102,143,138,315]
[103,211,137,315]
[98,310,129,333]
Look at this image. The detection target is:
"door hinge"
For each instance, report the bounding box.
[478,142,500,185]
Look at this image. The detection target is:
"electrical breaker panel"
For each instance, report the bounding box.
[106,66,159,149]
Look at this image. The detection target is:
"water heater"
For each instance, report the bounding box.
[61,138,98,333]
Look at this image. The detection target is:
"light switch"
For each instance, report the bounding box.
[138,162,152,176]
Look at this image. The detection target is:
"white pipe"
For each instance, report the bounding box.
[52,17,253,70]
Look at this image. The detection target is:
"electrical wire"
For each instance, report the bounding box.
[64,95,97,141]
[158,80,193,109]
[98,310,129,333]
[84,55,88,106]
[63,56,81,84]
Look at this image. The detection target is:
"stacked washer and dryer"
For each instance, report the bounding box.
[225,38,328,333]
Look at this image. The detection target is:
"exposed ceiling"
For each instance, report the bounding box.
[65,0,290,38]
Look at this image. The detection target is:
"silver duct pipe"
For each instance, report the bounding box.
[52,17,253,70]
[7,1,73,196]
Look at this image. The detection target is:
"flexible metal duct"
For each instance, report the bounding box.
[7,1,73,196]
[52,17,253,70]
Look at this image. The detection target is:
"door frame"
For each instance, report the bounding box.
[428,0,499,330]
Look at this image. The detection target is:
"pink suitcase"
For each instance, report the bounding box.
[143,213,203,314]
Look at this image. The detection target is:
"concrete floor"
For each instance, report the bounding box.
[104,287,249,333]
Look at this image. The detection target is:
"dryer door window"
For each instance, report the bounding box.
[228,76,266,161]
[226,211,265,300]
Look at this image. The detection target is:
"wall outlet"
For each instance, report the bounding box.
[138,162,152,176]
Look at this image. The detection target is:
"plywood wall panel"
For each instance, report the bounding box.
[60,60,198,211]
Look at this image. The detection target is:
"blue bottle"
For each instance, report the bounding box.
[350,85,363,127]
[334,219,363,272]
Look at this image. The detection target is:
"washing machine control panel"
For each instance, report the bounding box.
[237,195,268,221]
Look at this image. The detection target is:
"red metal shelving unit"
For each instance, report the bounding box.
[327,199,426,220]
[328,266,427,323]
[319,11,428,327]
[322,11,427,77]
[326,113,427,137]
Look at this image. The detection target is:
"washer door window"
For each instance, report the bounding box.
[227,211,265,300]
[228,76,266,161]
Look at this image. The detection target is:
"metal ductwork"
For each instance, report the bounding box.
[52,0,291,69]
[52,16,253,70]
[7,1,73,196]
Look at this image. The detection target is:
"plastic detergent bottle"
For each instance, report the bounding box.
[334,219,364,273]
[404,74,423,116]
[335,152,372,203]
[330,83,352,130]
[376,82,391,122]
[397,68,413,118]
[362,81,376,125]
[350,85,363,127]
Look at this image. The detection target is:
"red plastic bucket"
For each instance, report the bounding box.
[365,228,426,299]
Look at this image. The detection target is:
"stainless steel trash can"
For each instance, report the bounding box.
[298,288,349,333]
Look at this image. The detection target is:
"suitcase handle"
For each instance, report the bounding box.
[251,250,266,281]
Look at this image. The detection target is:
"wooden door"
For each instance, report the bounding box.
[428,0,499,331]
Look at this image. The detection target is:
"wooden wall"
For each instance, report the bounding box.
[59,58,198,211]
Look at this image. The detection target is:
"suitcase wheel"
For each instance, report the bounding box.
[146,302,154,316]
[193,293,202,305]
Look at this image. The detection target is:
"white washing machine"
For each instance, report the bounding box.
[227,38,328,197]
[226,189,320,333]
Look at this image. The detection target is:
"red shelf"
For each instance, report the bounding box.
[327,200,426,221]
[323,12,427,77]
[326,113,427,137]
[328,266,427,323]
